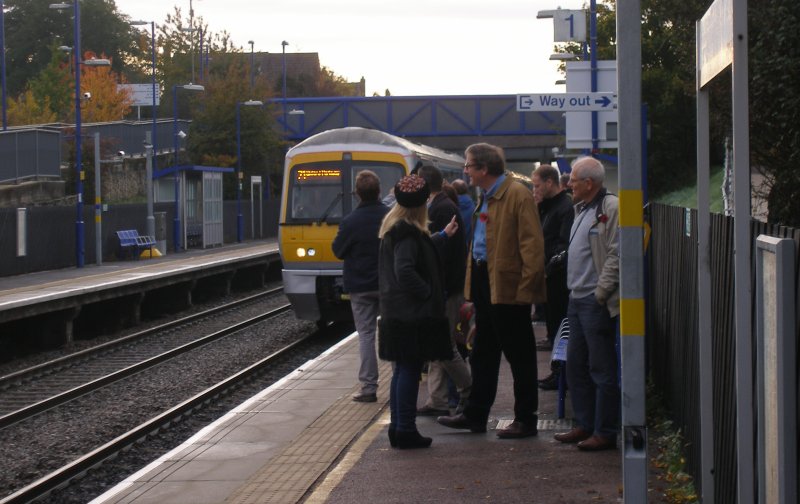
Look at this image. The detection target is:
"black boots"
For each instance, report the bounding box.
[392,429,432,449]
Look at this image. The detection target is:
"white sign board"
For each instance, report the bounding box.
[118,83,160,107]
[538,9,587,42]
[565,60,619,150]
[517,93,616,112]
[698,0,733,87]
[251,175,262,183]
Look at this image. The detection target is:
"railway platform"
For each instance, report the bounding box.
[91,325,623,504]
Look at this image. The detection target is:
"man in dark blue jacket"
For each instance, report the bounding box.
[332,170,390,402]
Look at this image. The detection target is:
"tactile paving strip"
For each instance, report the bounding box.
[226,360,392,504]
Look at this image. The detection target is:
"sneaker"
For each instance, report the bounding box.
[352,392,377,403]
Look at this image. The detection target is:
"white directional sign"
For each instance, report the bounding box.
[516,92,617,112]
[118,83,160,107]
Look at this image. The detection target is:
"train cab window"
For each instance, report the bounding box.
[351,164,404,209]
[289,166,344,222]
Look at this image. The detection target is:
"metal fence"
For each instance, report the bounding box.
[647,203,800,502]
[0,129,62,183]
[0,199,280,277]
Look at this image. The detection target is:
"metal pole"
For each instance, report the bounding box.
[732,0,753,501]
[189,0,195,83]
[74,0,84,268]
[151,21,157,173]
[249,40,255,90]
[617,0,647,501]
[1,0,7,131]
[590,0,598,152]
[235,102,243,242]
[695,21,715,503]
[282,41,288,133]
[94,131,101,265]
[173,85,180,252]
[145,130,155,240]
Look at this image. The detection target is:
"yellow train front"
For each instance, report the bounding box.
[279,127,465,325]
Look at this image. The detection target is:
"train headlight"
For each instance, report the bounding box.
[296,247,306,258]
[307,248,316,257]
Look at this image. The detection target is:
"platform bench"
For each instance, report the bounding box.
[116,229,156,259]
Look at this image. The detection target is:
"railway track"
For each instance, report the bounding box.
[0,322,328,504]
[0,287,286,429]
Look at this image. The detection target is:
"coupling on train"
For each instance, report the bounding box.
[278,127,465,325]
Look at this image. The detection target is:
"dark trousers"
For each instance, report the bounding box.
[389,359,423,432]
[464,262,539,424]
[566,293,620,439]
[545,267,570,344]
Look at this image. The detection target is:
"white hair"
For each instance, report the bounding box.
[572,156,605,184]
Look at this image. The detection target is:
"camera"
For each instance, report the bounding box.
[116,150,126,157]
[82,92,92,100]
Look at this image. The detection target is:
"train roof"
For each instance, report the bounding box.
[288,127,464,164]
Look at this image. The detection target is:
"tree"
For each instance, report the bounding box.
[28,45,74,120]
[3,0,139,98]
[7,90,58,126]
[80,53,133,122]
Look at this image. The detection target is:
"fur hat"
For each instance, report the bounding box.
[394,175,430,208]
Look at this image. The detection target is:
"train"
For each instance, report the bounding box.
[279,127,466,325]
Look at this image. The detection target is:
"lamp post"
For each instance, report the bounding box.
[1,0,7,131]
[172,83,204,252]
[248,40,255,90]
[281,40,288,133]
[235,99,263,243]
[131,20,158,239]
[50,1,110,268]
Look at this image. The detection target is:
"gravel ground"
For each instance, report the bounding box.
[0,285,352,502]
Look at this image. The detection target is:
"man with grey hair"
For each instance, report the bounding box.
[553,156,620,451]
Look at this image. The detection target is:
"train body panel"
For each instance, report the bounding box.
[279,127,465,322]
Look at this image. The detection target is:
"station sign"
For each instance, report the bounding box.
[517,92,617,112]
[118,83,160,107]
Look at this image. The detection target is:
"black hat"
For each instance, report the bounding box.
[394,175,430,208]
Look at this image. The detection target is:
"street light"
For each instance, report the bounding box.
[1,0,7,131]
[51,0,111,268]
[172,83,204,252]
[549,52,579,61]
[281,40,288,133]
[131,20,158,239]
[235,99,263,242]
[248,40,255,90]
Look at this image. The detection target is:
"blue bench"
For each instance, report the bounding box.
[116,229,156,259]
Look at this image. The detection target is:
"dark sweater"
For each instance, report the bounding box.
[538,190,574,262]
[331,200,390,293]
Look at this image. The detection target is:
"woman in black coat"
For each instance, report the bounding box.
[377,174,457,449]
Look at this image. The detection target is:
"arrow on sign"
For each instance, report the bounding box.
[594,95,612,108]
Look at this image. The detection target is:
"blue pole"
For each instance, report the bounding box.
[282,41,288,133]
[235,102,243,242]
[0,0,7,131]
[74,0,84,267]
[151,21,157,168]
[172,85,180,252]
[590,0,598,153]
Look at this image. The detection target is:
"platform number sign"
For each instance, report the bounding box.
[550,10,587,43]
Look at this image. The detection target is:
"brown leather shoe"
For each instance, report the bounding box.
[496,420,538,439]
[436,413,487,433]
[577,435,616,451]
[554,427,592,444]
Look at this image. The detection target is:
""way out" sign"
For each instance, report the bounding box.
[516,92,617,112]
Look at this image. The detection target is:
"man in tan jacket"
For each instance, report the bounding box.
[438,143,546,439]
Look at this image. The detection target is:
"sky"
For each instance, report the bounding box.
[113,0,588,97]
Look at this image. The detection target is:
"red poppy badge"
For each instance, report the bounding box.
[479,212,489,223]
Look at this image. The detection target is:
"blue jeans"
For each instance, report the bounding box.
[390,359,423,432]
[566,293,620,439]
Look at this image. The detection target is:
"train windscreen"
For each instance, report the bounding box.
[288,162,404,223]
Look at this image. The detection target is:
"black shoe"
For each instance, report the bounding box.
[436,413,487,433]
[417,405,450,416]
[395,429,432,449]
[497,420,538,439]
[538,372,559,391]
[352,392,377,403]
[536,339,553,351]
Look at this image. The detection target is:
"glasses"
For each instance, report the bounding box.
[464,163,482,170]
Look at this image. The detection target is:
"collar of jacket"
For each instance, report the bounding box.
[576,186,608,215]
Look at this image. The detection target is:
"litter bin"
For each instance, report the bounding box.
[154,212,167,256]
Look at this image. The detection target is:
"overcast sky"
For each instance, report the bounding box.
[114,0,589,97]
